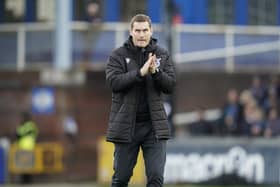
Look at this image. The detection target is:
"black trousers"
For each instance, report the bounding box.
[111,121,166,187]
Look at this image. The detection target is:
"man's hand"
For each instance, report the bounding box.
[140,53,156,76]
[149,55,157,74]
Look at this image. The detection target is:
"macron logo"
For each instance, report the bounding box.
[125,58,130,64]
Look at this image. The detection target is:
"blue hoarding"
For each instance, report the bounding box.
[0,147,6,183]
[165,137,280,184]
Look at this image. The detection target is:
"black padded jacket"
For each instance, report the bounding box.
[105,36,176,143]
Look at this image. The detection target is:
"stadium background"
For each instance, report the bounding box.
[0,0,280,186]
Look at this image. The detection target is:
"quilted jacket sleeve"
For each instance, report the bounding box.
[152,52,176,94]
[106,51,143,92]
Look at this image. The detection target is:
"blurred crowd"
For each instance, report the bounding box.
[184,75,280,138]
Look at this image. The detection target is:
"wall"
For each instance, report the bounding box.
[0,70,276,182]
[0,71,111,182]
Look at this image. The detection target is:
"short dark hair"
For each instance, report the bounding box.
[130,14,152,30]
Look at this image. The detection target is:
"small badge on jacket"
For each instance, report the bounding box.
[125,58,130,64]
[155,58,161,68]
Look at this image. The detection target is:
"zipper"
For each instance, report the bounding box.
[143,49,159,142]
[130,49,144,141]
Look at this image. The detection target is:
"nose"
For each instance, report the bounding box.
[139,31,144,37]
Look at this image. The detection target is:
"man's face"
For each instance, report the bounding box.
[130,21,152,48]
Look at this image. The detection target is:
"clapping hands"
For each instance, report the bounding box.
[140,53,156,76]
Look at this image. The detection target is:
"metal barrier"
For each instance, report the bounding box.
[0,22,280,72]
[9,142,63,174]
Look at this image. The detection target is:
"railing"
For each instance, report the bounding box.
[174,24,280,72]
[0,22,280,72]
[0,22,130,71]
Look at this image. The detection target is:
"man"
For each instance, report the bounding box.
[106,14,176,187]
[85,1,102,23]
[16,112,38,151]
[188,108,213,136]
[16,111,38,184]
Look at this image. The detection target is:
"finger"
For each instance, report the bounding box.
[146,59,152,66]
[151,54,156,62]
[154,55,157,61]
[146,60,152,68]
[149,59,155,66]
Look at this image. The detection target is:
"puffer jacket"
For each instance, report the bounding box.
[105,36,176,143]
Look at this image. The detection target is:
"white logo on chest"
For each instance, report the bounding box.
[155,58,161,68]
[125,58,130,64]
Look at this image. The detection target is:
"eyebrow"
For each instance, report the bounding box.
[135,28,149,32]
